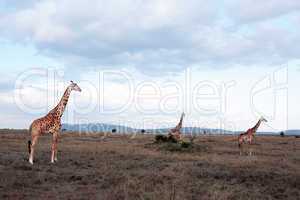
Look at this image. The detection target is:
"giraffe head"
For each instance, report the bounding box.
[69,81,82,92]
[260,116,268,122]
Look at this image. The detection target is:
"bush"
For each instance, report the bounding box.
[154,134,193,152]
[155,134,168,142]
[159,140,193,152]
[155,134,178,143]
[280,131,285,137]
[180,140,192,148]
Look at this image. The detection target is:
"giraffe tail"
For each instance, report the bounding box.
[28,140,31,154]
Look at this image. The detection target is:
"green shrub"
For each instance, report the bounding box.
[160,141,192,152]
[155,134,178,143]
[154,134,194,152]
[180,140,191,148]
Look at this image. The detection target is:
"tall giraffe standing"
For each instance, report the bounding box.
[238,116,267,154]
[168,112,185,141]
[28,81,81,164]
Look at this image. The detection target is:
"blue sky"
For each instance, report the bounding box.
[0,0,299,131]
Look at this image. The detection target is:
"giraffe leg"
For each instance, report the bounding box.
[29,136,39,165]
[250,148,254,156]
[238,137,243,156]
[51,133,58,163]
[54,134,59,162]
[54,149,58,162]
[239,144,243,156]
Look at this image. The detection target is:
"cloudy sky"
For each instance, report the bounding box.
[0,0,299,131]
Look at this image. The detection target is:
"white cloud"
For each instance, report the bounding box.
[0,0,299,75]
[227,0,300,23]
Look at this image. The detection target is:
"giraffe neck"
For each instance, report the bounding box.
[175,113,184,130]
[56,87,72,118]
[251,119,262,134]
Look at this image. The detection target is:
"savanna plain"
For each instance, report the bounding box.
[0,130,299,200]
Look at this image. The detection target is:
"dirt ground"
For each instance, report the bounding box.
[0,130,299,200]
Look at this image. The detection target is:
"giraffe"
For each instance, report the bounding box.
[168,112,185,141]
[238,116,267,155]
[28,81,81,164]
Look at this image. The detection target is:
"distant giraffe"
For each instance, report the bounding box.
[28,81,81,164]
[238,116,267,154]
[168,112,185,141]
